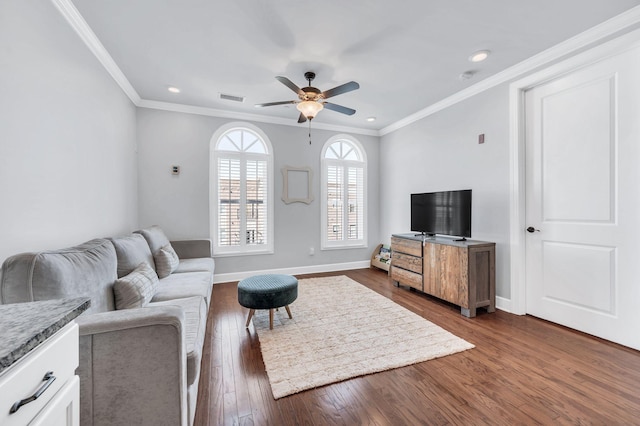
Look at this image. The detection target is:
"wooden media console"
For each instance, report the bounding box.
[390,233,495,317]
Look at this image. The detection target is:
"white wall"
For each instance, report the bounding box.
[136,108,380,275]
[380,85,512,299]
[0,0,138,265]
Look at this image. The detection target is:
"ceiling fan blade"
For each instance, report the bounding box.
[321,81,360,99]
[275,76,305,96]
[255,100,297,107]
[297,113,307,123]
[323,102,356,116]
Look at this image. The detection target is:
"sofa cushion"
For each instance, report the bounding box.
[174,257,215,278]
[110,234,156,278]
[148,296,208,386]
[155,244,180,279]
[113,262,159,309]
[0,239,117,314]
[152,271,213,307]
[135,226,171,257]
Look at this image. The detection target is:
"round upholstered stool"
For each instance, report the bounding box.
[238,274,298,329]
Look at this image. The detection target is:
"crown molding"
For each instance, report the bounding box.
[50,0,141,104]
[137,100,380,136]
[51,0,378,136]
[50,0,378,137]
[53,0,640,139]
[379,5,640,136]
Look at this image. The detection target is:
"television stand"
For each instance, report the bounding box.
[390,234,495,317]
[414,232,435,238]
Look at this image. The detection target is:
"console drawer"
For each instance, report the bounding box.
[391,236,422,257]
[391,266,423,290]
[392,252,423,274]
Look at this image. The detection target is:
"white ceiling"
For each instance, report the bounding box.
[70,0,640,132]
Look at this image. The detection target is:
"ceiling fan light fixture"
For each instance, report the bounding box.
[296,100,323,119]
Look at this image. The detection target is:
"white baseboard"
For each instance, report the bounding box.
[213,260,371,284]
[216,265,520,317]
[496,296,515,314]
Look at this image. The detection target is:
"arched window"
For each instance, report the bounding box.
[210,123,274,255]
[321,135,367,249]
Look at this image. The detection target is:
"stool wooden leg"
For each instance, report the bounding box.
[285,305,293,319]
[245,309,255,328]
[269,309,274,330]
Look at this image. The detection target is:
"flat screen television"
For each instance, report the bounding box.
[411,189,472,238]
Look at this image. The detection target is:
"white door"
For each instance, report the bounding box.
[525,45,640,350]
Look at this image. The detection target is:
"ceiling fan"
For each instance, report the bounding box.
[255,71,360,123]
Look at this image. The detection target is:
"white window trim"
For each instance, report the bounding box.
[321,134,368,250]
[210,122,274,256]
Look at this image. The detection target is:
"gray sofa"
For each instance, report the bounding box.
[0,226,214,426]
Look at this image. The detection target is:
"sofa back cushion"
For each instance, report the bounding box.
[135,225,170,256]
[109,234,156,278]
[0,238,117,314]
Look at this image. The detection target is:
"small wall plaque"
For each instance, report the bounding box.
[281,166,313,204]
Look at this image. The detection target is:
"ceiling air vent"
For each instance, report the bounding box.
[219,93,245,103]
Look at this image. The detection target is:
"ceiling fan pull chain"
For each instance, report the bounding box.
[308,120,312,145]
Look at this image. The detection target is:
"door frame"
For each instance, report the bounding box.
[508,28,640,315]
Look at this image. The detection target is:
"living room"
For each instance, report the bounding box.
[2,0,640,424]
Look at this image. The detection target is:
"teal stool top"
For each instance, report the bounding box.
[238,274,298,329]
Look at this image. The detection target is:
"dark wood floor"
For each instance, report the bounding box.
[194,268,640,425]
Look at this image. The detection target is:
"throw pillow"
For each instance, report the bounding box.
[109,234,155,278]
[113,262,159,309]
[154,243,180,279]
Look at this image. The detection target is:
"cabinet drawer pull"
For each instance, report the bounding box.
[9,371,56,414]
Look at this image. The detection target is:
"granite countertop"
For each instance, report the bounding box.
[0,297,91,374]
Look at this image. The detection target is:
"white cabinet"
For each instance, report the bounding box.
[31,376,80,426]
[0,323,80,426]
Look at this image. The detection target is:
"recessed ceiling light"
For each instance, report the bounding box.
[366,117,376,122]
[469,50,490,63]
[167,86,180,93]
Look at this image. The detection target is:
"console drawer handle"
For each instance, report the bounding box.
[9,371,56,414]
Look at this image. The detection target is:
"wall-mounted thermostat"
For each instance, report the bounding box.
[172,166,180,175]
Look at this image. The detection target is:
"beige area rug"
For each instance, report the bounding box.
[250,275,474,399]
